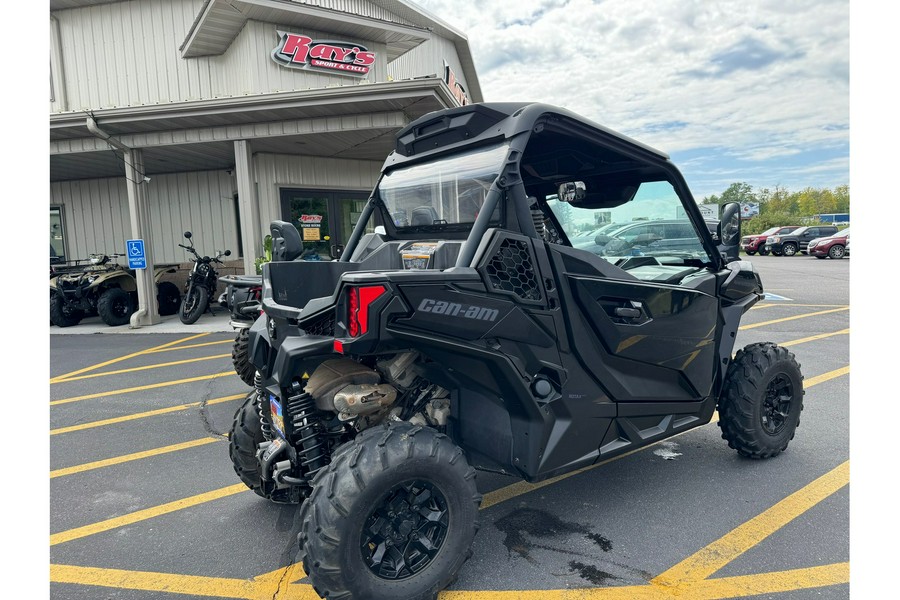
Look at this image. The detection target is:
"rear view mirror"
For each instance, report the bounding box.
[558,181,586,203]
[224,250,232,257]
[184,231,192,239]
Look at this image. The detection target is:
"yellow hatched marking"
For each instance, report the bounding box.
[50,372,236,406]
[652,461,849,586]
[50,437,222,478]
[52,354,231,383]
[50,333,211,383]
[50,393,246,436]
[50,559,848,599]
[144,339,232,353]
[740,307,848,330]
[50,484,248,546]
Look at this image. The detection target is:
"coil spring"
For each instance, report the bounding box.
[254,373,273,440]
[286,389,330,480]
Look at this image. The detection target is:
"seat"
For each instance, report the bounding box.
[270,220,303,262]
[410,206,439,226]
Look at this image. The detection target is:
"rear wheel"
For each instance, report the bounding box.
[179,285,208,324]
[828,244,845,259]
[781,243,798,256]
[297,422,481,600]
[97,287,135,326]
[718,342,804,459]
[50,290,83,327]
[156,281,181,316]
[231,328,256,386]
[758,247,770,256]
[745,250,756,256]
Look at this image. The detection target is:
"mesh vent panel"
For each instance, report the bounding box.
[486,239,541,301]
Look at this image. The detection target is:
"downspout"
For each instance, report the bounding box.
[50,15,68,111]
[86,116,156,327]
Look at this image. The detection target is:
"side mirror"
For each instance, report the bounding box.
[718,202,741,262]
[558,181,587,203]
[224,250,232,257]
[184,231,192,239]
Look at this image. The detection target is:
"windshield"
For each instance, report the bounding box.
[546,181,713,264]
[378,143,507,231]
[761,227,780,236]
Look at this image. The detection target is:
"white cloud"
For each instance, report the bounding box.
[413,0,849,195]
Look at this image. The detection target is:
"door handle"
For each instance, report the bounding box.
[614,307,642,319]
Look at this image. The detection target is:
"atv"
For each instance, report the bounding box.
[229,103,804,600]
[50,253,181,327]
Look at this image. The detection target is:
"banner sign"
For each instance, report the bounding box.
[272,31,375,77]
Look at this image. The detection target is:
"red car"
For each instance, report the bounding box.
[808,228,850,259]
[741,226,801,255]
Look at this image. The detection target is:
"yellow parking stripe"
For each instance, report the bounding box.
[50,484,248,546]
[144,339,232,353]
[52,354,231,384]
[50,437,223,479]
[50,561,849,599]
[50,333,211,383]
[782,328,849,347]
[50,393,246,436]
[805,366,849,387]
[652,461,849,586]
[50,372,236,406]
[750,303,848,310]
[740,307,849,330]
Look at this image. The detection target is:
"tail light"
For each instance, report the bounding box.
[347,285,386,337]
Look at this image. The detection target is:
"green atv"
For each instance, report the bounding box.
[50,253,181,327]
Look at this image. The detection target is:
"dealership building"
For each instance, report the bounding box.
[49,0,482,324]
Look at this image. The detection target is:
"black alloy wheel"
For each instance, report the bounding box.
[179,285,208,324]
[360,480,450,580]
[761,374,794,435]
[97,287,135,326]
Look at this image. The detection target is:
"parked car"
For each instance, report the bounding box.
[590,219,719,258]
[808,228,850,259]
[741,226,801,255]
[764,225,839,256]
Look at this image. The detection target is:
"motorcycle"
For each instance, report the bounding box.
[178,231,231,324]
[218,274,262,386]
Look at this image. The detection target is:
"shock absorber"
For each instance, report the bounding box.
[285,383,330,480]
[254,373,273,441]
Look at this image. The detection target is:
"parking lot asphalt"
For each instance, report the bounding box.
[48,254,851,599]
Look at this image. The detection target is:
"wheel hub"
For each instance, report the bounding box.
[360,479,449,580]
[762,373,793,435]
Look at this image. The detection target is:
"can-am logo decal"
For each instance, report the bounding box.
[272,31,375,77]
[417,298,499,322]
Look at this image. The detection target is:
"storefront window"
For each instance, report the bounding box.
[50,206,66,264]
[280,189,373,260]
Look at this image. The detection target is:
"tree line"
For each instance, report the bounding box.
[701,183,849,235]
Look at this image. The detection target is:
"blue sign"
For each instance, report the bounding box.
[126,239,146,269]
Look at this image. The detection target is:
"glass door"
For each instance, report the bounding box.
[279,189,374,259]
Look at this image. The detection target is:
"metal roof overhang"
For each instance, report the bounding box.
[49,79,457,181]
[181,0,430,62]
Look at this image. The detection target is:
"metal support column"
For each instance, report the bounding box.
[234,140,261,275]
[125,148,160,327]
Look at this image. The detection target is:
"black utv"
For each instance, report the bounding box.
[229,103,804,600]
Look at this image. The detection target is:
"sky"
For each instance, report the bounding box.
[414,0,849,200]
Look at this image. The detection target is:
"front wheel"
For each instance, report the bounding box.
[718,342,804,459]
[828,244,846,259]
[97,287,135,326]
[50,290,83,327]
[745,250,756,256]
[297,422,481,600]
[781,243,798,256]
[179,285,208,324]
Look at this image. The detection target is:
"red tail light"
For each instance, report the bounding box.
[347,285,386,337]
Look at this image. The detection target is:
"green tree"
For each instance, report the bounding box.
[833,184,850,213]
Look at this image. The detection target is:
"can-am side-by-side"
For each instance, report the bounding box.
[228,103,804,600]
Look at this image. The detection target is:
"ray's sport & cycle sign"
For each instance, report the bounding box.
[272,30,375,77]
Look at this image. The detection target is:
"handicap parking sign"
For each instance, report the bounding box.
[126,239,146,269]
